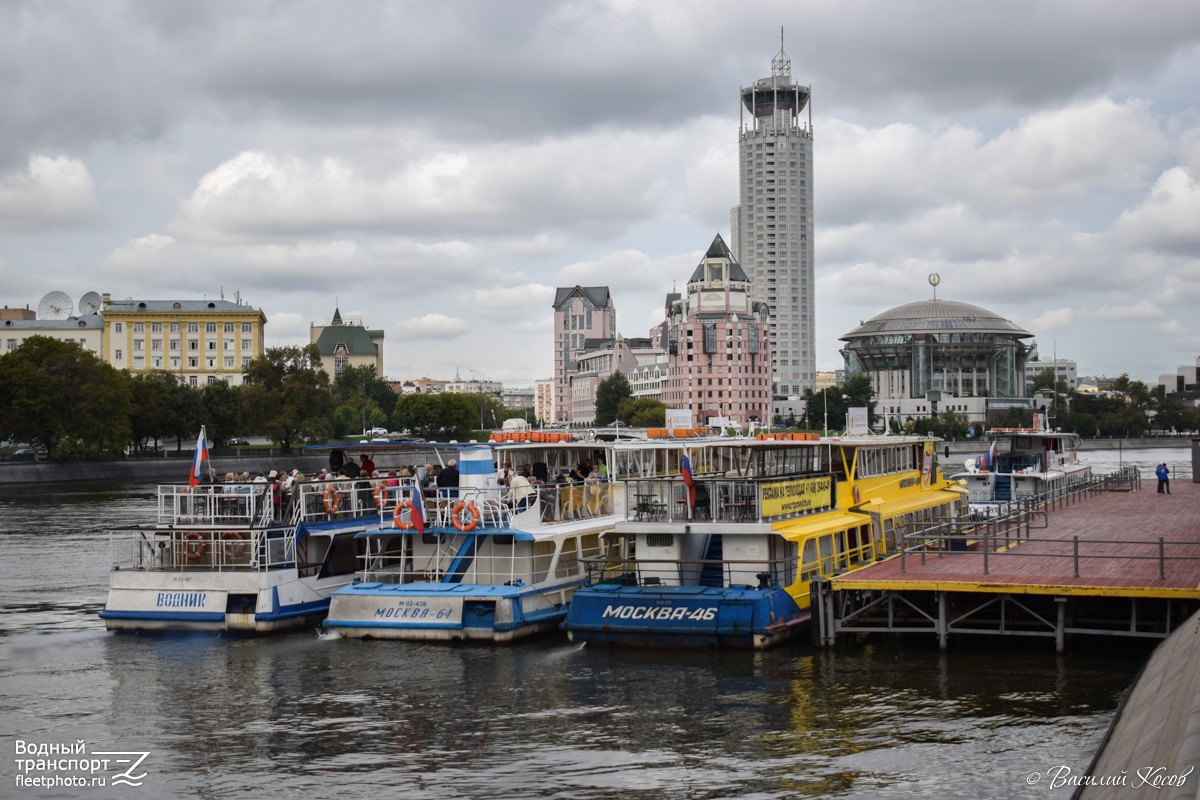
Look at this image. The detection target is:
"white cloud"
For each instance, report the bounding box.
[0,155,96,229]
[1112,166,1200,254]
[394,313,469,340]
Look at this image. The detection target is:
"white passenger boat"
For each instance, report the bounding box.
[950,415,1090,507]
[322,438,625,643]
[101,477,390,633]
[564,434,966,649]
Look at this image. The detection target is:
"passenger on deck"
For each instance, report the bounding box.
[342,456,361,479]
[437,459,460,498]
[507,466,535,511]
[360,453,376,477]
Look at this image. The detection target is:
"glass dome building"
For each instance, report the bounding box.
[839,297,1034,409]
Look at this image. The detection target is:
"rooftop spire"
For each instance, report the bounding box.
[771,26,791,78]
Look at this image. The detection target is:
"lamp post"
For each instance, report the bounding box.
[823,390,828,437]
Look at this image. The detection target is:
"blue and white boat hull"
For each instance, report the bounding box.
[100,572,339,634]
[564,583,808,649]
[324,580,580,643]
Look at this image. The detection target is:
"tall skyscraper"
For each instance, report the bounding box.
[731,33,814,402]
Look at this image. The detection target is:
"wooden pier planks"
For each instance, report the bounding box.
[832,479,1200,599]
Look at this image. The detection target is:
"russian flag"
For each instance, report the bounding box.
[681,454,696,508]
[980,440,997,471]
[189,426,209,486]
[409,490,426,536]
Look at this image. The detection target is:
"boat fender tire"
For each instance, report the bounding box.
[452,501,480,532]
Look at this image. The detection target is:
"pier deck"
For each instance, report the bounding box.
[815,478,1200,649]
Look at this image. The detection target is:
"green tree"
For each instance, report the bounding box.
[934,409,970,440]
[334,364,396,434]
[392,393,481,440]
[1030,368,1057,393]
[129,372,172,453]
[200,379,242,445]
[129,371,200,453]
[617,397,667,427]
[0,336,132,461]
[241,345,334,454]
[595,372,632,425]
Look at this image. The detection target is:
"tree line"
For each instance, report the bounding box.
[0,337,531,461]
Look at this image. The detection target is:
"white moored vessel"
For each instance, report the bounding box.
[950,414,1090,507]
[322,437,626,643]
[101,477,388,633]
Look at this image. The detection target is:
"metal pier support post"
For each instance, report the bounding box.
[937,591,948,650]
[1055,597,1068,654]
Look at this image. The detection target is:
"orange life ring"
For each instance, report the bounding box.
[183,531,206,560]
[373,482,385,507]
[222,531,246,559]
[393,499,416,530]
[452,501,480,532]
[323,484,341,513]
[851,485,861,505]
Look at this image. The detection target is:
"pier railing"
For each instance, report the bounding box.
[899,467,1165,577]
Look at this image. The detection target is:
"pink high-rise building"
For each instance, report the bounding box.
[661,235,772,426]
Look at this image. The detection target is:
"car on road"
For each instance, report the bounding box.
[367,427,388,437]
[228,438,250,446]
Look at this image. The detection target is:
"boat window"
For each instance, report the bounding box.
[556,537,579,579]
[532,541,554,583]
[800,539,819,581]
[319,534,362,578]
[817,535,833,575]
[580,533,602,561]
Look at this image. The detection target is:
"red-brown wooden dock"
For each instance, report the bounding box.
[815,477,1200,650]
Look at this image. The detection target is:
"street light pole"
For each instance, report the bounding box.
[823,391,828,437]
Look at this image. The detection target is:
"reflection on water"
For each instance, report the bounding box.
[0,459,1156,798]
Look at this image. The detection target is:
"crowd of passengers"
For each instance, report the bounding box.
[190,450,612,523]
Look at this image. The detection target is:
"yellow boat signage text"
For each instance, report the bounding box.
[761,475,833,517]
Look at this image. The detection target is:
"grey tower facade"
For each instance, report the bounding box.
[731,37,814,401]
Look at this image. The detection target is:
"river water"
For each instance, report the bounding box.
[0,448,1186,799]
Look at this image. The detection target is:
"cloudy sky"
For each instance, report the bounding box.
[3,1,1199,387]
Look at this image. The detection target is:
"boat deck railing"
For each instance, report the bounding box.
[358,532,604,585]
[373,482,618,531]
[625,478,761,524]
[108,526,298,573]
[580,554,797,590]
[158,484,274,527]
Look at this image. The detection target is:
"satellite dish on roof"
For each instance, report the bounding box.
[79,291,102,315]
[38,291,73,320]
